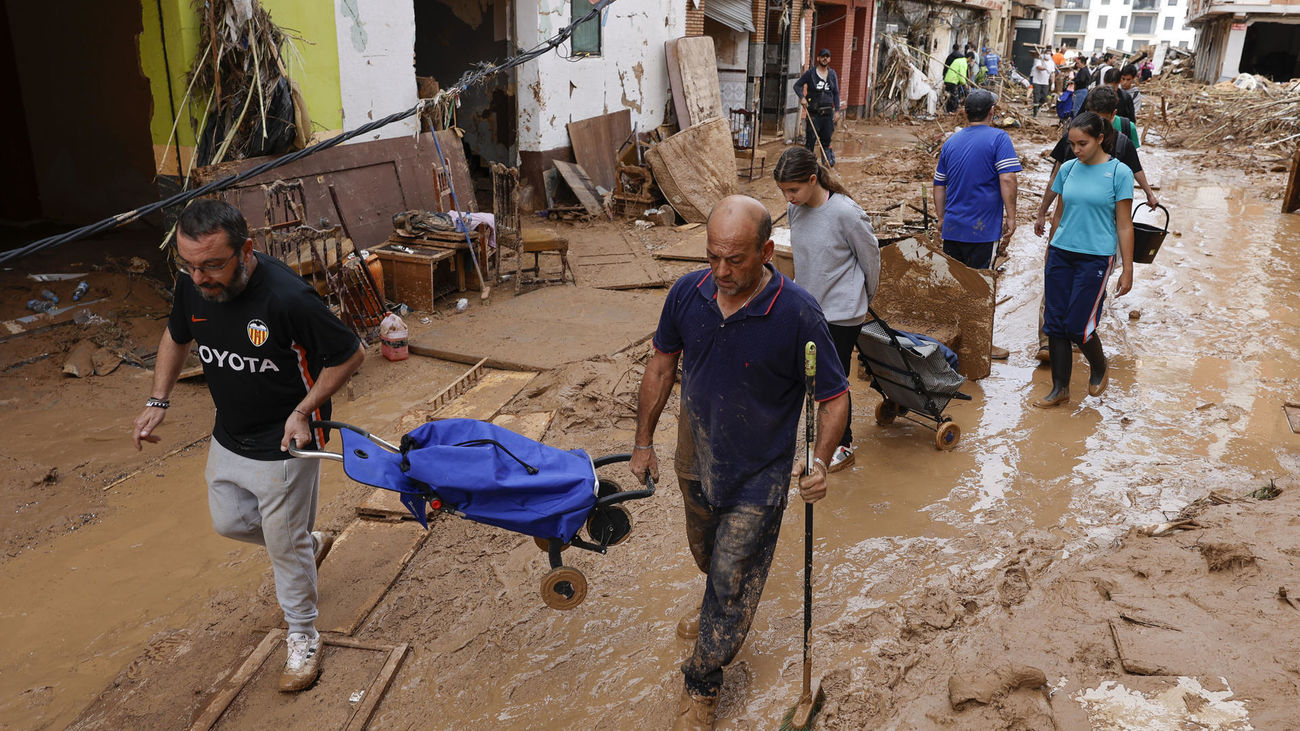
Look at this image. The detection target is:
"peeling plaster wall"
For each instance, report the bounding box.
[335,0,419,141]
[515,0,686,152]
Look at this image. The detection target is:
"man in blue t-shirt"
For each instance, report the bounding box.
[630,195,848,728]
[932,89,1021,358]
[983,47,1001,77]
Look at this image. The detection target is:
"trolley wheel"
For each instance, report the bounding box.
[540,566,588,610]
[533,536,570,552]
[875,399,899,426]
[587,505,633,547]
[935,421,961,451]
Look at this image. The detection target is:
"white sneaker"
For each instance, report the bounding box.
[279,631,322,692]
[828,446,856,473]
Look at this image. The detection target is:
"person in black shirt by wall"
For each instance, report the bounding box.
[794,48,841,166]
[132,199,364,693]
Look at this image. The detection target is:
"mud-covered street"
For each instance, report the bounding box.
[2,111,1299,730]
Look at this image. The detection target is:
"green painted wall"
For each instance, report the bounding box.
[138,0,343,167]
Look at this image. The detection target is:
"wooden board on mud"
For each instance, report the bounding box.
[552,160,605,218]
[407,286,662,371]
[645,118,737,223]
[191,630,407,731]
[566,110,631,194]
[314,520,428,634]
[571,230,669,290]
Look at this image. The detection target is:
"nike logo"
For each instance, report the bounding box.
[191,316,207,322]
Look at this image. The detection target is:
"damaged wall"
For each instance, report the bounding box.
[335,0,419,141]
[515,0,685,156]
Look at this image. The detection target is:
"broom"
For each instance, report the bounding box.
[780,341,826,730]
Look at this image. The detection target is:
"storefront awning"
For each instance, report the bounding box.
[704,0,756,33]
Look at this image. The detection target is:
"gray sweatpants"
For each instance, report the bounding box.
[206,439,321,635]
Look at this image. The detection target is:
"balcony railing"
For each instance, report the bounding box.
[1129,15,1158,33]
[1058,0,1090,8]
[1132,0,1158,11]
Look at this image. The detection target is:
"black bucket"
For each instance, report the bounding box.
[1132,203,1170,264]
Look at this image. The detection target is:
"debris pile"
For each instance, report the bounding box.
[1142,74,1300,149]
[873,35,939,119]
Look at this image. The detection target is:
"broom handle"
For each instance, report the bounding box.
[802,342,816,699]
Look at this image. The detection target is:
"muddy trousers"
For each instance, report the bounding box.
[206,439,321,636]
[804,113,835,166]
[679,479,784,698]
[827,323,860,448]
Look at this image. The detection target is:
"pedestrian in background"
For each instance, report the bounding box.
[943,52,970,113]
[932,89,1021,360]
[1034,112,1134,408]
[1031,50,1054,116]
[794,48,840,166]
[774,147,881,472]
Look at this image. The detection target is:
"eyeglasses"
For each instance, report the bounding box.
[176,252,238,275]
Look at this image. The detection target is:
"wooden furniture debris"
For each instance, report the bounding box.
[194,133,447,251]
[729,106,766,180]
[493,162,575,293]
[552,160,606,218]
[371,243,459,311]
[645,118,738,223]
[566,109,632,193]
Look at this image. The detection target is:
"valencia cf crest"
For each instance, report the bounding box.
[247,319,269,347]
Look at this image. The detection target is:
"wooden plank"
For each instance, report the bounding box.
[1283,144,1300,214]
[434,129,478,213]
[652,227,709,262]
[343,644,409,731]
[188,630,284,731]
[315,520,429,635]
[492,411,556,442]
[566,109,631,194]
[426,358,488,411]
[552,160,605,217]
[1284,403,1300,434]
[645,118,738,223]
[675,36,725,126]
[665,39,691,129]
[192,134,442,252]
[435,370,537,421]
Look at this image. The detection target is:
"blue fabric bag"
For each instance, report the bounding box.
[335,419,596,540]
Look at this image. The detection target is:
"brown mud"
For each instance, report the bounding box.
[2,109,1298,730]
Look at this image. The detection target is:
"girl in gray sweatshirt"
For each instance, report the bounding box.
[774,147,880,472]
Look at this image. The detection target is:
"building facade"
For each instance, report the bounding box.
[1188,0,1300,83]
[1052,0,1196,54]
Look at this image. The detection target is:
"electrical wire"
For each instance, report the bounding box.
[1,0,616,266]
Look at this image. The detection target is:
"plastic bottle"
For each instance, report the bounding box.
[455,298,469,314]
[40,289,59,304]
[26,299,55,313]
[379,312,409,362]
[72,281,89,301]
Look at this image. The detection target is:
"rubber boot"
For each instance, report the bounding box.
[1079,336,1109,396]
[671,687,718,731]
[1033,336,1072,408]
[676,610,700,640]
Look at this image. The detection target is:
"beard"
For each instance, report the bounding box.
[197,256,252,303]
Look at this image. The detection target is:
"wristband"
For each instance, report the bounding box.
[294,408,310,418]
[146,397,170,409]
[812,457,827,473]
[633,444,654,450]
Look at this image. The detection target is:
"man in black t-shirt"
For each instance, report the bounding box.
[794,48,841,166]
[132,199,363,692]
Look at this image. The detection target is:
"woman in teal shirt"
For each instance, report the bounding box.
[1035,112,1135,408]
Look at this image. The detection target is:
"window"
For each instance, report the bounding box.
[1094,38,1105,50]
[570,0,601,56]
[1121,15,1128,27]
[1179,40,1189,47]
[1132,15,1156,33]
[1168,0,1177,5]
[1116,39,1125,50]
[1056,13,1085,32]
[1163,16,1175,29]
[1098,15,1108,28]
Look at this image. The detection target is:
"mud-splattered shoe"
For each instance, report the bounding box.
[671,687,717,731]
[828,446,855,473]
[279,631,322,692]
[990,345,1010,360]
[1034,347,1050,364]
[676,611,699,640]
[1032,389,1070,409]
[1088,366,1109,397]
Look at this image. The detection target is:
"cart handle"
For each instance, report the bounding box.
[287,420,401,461]
[592,453,656,505]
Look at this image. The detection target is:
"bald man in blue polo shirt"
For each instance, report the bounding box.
[631,195,849,730]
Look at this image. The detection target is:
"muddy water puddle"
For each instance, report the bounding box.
[414,150,1300,728]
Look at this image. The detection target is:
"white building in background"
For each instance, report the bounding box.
[1051,0,1196,54]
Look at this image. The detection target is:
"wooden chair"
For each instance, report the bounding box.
[491,162,575,294]
[729,106,766,180]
